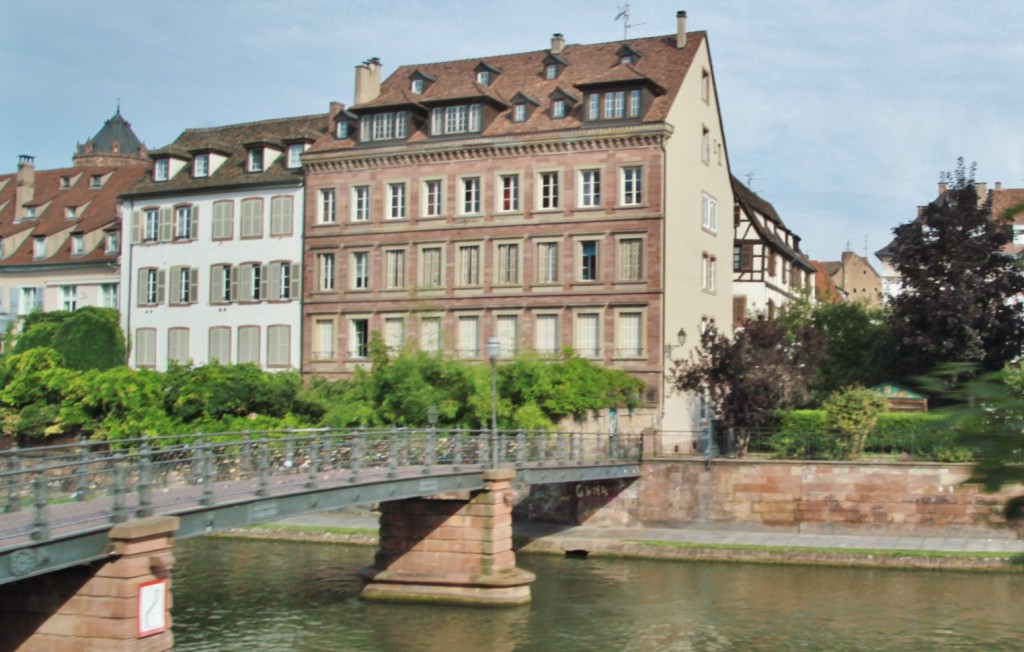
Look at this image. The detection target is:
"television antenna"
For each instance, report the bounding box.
[744,172,763,190]
[615,2,645,39]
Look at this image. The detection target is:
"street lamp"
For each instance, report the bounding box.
[663,327,687,359]
[486,336,501,468]
[427,404,439,428]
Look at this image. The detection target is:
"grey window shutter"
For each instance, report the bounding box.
[210,265,222,303]
[169,267,181,305]
[137,269,146,305]
[230,266,239,302]
[268,263,281,300]
[33,287,43,310]
[259,264,269,301]
[157,270,166,304]
[159,208,173,242]
[10,288,19,316]
[290,262,301,300]
[191,206,200,241]
[190,267,199,304]
[131,210,142,244]
[240,266,252,301]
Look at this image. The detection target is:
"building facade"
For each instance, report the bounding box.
[731,176,815,326]
[0,110,148,335]
[121,114,327,371]
[301,11,733,433]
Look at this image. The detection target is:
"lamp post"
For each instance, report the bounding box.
[427,404,439,428]
[663,326,687,359]
[486,336,501,468]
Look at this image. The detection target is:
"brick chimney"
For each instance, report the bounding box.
[15,155,35,220]
[938,182,948,195]
[676,10,687,49]
[551,33,565,54]
[976,182,987,204]
[354,58,382,106]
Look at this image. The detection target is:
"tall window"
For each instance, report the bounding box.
[499,175,520,212]
[537,242,559,283]
[319,189,336,224]
[497,315,519,357]
[458,245,480,286]
[535,314,559,354]
[170,266,198,305]
[579,241,598,281]
[461,177,481,214]
[32,237,45,258]
[734,244,753,272]
[350,319,369,358]
[421,247,443,288]
[702,193,718,232]
[702,253,716,292]
[60,285,77,311]
[386,250,405,289]
[603,90,625,119]
[552,100,567,118]
[138,268,163,306]
[209,327,231,363]
[135,329,156,368]
[267,325,291,367]
[210,264,232,304]
[144,209,159,242]
[388,183,407,219]
[175,206,193,240]
[539,172,559,209]
[512,104,527,122]
[423,180,443,217]
[621,167,643,205]
[237,326,260,364]
[247,149,263,173]
[71,235,84,255]
[313,319,335,360]
[579,170,601,208]
[194,153,209,178]
[19,286,41,315]
[240,263,263,302]
[317,253,335,291]
[384,318,405,352]
[168,328,190,365]
[628,90,641,117]
[352,186,370,222]
[211,201,233,240]
[457,316,479,358]
[576,313,600,359]
[587,93,599,120]
[270,262,295,300]
[287,143,304,168]
[546,63,559,80]
[154,159,169,182]
[616,312,643,357]
[619,239,643,281]
[270,196,293,235]
[420,317,441,353]
[101,283,118,309]
[497,243,520,285]
[352,252,369,289]
[240,198,262,238]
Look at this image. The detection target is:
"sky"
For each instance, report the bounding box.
[3,0,1022,264]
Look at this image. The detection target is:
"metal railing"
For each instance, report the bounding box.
[0,428,640,549]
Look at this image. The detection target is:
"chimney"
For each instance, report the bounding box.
[354,58,382,106]
[551,33,565,54]
[676,10,687,49]
[976,182,987,203]
[329,101,344,134]
[995,181,1002,190]
[15,155,35,219]
[938,182,948,195]
[916,206,924,217]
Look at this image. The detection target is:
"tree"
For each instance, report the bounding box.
[10,307,126,370]
[887,159,1024,379]
[670,316,824,433]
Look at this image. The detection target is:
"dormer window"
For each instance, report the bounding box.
[616,45,643,66]
[25,207,36,219]
[359,111,408,142]
[546,64,559,80]
[508,93,539,123]
[106,231,120,253]
[90,175,103,188]
[248,149,263,173]
[60,176,71,189]
[336,121,349,139]
[411,79,424,94]
[621,55,634,65]
[71,234,84,255]
[473,62,501,87]
[513,104,527,122]
[553,100,567,118]
[194,153,210,178]
[33,237,45,259]
[287,143,305,168]
[154,159,169,182]
[477,71,491,85]
[65,206,77,219]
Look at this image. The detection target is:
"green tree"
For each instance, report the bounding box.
[886,159,1024,379]
[822,385,886,459]
[52,307,125,370]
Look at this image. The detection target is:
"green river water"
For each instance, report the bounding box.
[171,537,1023,651]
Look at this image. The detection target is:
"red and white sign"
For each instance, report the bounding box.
[137,578,168,638]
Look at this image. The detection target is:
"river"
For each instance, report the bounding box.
[172,537,1023,651]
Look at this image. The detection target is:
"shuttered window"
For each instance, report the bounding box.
[267,325,290,367]
[270,196,293,235]
[457,316,479,358]
[497,315,518,357]
[616,312,643,357]
[167,328,190,365]
[212,201,233,240]
[237,326,260,364]
[209,327,231,364]
[576,313,600,359]
[420,317,441,353]
[240,198,263,238]
[535,315,559,354]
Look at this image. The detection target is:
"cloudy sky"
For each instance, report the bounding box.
[3,0,1021,263]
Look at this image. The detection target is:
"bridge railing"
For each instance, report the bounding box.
[1,428,640,547]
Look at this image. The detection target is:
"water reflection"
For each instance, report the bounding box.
[173,538,1024,651]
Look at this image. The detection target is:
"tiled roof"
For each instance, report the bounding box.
[0,162,147,266]
[75,109,145,158]
[810,260,846,303]
[731,175,784,227]
[992,188,1024,221]
[310,31,703,154]
[732,175,814,270]
[126,113,329,197]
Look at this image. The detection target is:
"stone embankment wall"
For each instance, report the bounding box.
[514,459,1023,538]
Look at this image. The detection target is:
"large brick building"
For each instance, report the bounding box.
[301,11,733,433]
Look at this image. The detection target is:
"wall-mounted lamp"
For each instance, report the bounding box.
[664,327,687,359]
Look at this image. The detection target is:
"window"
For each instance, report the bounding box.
[497,315,519,357]
[420,317,441,353]
[248,149,263,173]
[270,196,293,235]
[287,144,304,169]
[539,171,560,209]
[579,240,598,281]
[313,319,335,361]
[460,177,481,214]
[618,238,643,281]
[19,287,41,315]
[499,175,520,212]
[702,193,718,232]
[546,63,559,80]
[168,328,190,365]
[457,316,479,358]
[319,189,336,224]
[169,266,198,305]
[578,169,601,208]
[360,111,408,142]
[386,250,405,289]
[384,317,405,352]
[621,167,643,206]
[537,242,559,283]
[212,201,233,240]
[628,90,641,117]
[576,313,600,359]
[512,104,527,122]
[60,285,77,311]
[138,268,164,305]
[154,159,169,182]
[430,104,483,136]
[71,234,84,255]
[734,244,753,272]
[336,121,349,139]
[1014,225,1024,246]
[267,325,291,367]
[496,243,520,285]
[174,206,194,240]
[65,206,77,219]
[587,90,642,121]
[269,262,297,300]
[616,311,643,357]
[352,186,370,222]
[105,232,120,253]
[316,253,334,291]
[350,319,369,358]
[458,244,480,286]
[387,183,407,219]
[210,264,232,304]
[420,247,443,288]
[603,91,625,119]
[32,237,45,258]
[24,207,36,219]
[101,283,118,309]
[702,253,716,292]
[411,79,424,94]
[701,127,710,164]
[587,93,599,120]
[239,263,263,302]
[240,198,263,238]
[476,71,491,85]
[135,329,156,368]
[552,99,567,119]
[90,175,103,188]
[209,327,231,364]
[535,314,559,354]
[194,153,209,178]
[237,326,260,364]
[768,251,778,277]
[60,176,70,189]
[701,69,710,103]
[352,251,369,289]
[423,180,443,217]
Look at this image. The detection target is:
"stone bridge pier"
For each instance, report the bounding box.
[0,516,178,652]
[360,469,535,606]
